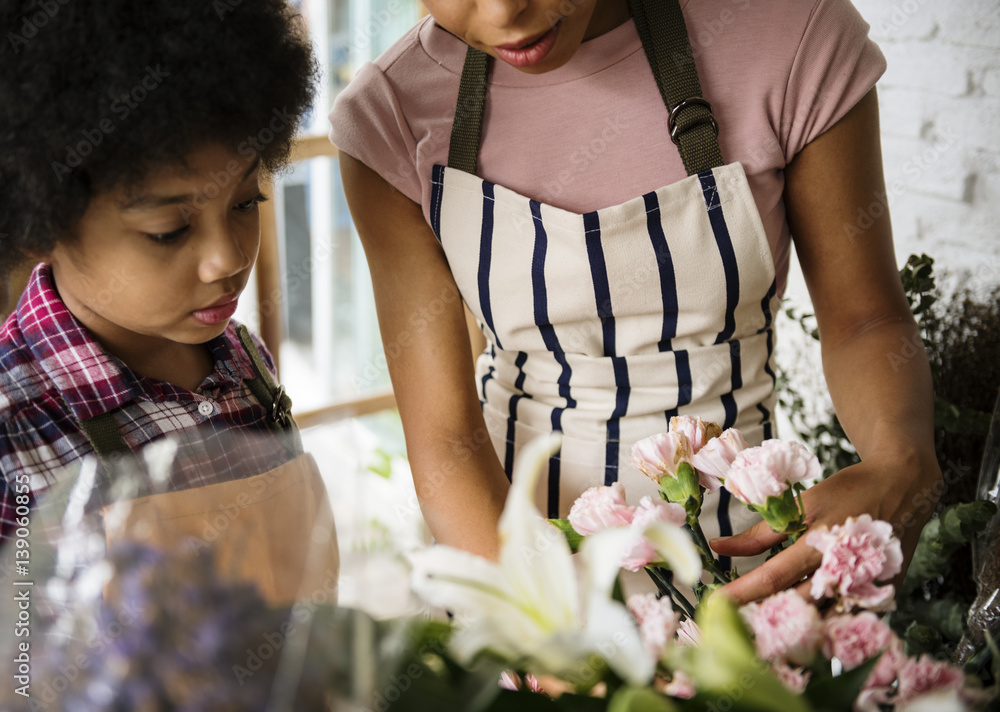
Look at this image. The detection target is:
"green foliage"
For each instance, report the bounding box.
[802,655,880,712]
[549,518,585,554]
[902,500,997,595]
[608,687,680,712]
[367,447,394,479]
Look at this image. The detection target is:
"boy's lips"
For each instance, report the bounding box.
[492,20,563,68]
[192,292,240,325]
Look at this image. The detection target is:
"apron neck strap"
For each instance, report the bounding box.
[629,0,724,174]
[235,324,302,458]
[235,324,294,429]
[446,0,723,177]
[79,411,130,458]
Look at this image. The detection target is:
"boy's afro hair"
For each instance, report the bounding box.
[0,0,319,275]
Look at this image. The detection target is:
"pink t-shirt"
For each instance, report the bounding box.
[329,0,886,296]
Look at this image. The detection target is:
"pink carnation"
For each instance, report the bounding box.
[806,515,903,611]
[868,634,908,691]
[689,428,750,493]
[676,618,702,647]
[667,415,722,454]
[894,655,966,707]
[627,593,680,661]
[662,670,696,699]
[632,431,692,483]
[499,671,543,693]
[771,661,811,694]
[568,483,634,536]
[822,612,895,671]
[741,590,822,665]
[621,496,687,571]
[723,439,821,506]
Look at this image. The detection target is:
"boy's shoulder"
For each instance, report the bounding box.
[0,276,64,420]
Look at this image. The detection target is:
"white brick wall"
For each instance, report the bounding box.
[778,0,1000,439]
[786,0,1000,302]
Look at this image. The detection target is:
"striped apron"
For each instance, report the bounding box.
[431,0,778,572]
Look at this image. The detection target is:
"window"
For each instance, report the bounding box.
[237,0,423,422]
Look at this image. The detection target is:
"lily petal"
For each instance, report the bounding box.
[499,433,578,629]
[642,521,702,587]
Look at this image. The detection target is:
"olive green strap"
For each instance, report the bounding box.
[446,0,723,177]
[447,46,493,174]
[235,324,302,458]
[78,411,131,458]
[628,0,723,174]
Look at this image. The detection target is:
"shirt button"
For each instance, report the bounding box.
[198,401,216,417]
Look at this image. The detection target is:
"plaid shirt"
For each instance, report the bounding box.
[0,263,294,544]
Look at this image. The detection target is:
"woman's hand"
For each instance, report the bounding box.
[712,452,942,604]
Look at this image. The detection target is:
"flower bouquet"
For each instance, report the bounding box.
[404,418,995,711]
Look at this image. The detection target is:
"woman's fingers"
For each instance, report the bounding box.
[715,539,822,605]
[709,519,787,557]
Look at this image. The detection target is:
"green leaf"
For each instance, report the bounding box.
[549,519,585,554]
[367,447,394,478]
[904,622,943,656]
[955,500,997,536]
[803,654,880,712]
[608,686,678,712]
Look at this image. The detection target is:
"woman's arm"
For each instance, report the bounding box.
[339,152,510,559]
[713,88,944,603]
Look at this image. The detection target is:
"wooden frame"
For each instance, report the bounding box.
[258,134,400,426]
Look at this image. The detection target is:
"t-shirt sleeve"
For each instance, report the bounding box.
[780,0,887,163]
[328,62,422,204]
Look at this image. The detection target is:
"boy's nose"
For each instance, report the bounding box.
[198,227,252,283]
[479,0,529,29]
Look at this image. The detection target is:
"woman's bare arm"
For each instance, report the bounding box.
[339,151,510,559]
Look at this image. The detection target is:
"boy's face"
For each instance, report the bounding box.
[47,144,262,357]
[424,0,630,74]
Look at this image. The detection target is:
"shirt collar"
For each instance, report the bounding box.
[16,263,247,421]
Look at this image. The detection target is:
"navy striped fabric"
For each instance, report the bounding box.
[430,164,445,242]
[478,181,501,350]
[699,171,740,345]
[529,200,572,515]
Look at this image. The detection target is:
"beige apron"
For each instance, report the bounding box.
[79,325,339,606]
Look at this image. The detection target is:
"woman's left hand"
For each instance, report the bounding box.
[712,450,943,605]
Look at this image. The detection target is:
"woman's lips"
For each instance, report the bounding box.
[493,21,562,68]
[192,294,239,325]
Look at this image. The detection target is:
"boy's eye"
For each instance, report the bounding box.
[144,226,189,244]
[235,193,269,213]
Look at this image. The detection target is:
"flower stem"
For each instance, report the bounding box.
[646,567,696,619]
[686,517,731,584]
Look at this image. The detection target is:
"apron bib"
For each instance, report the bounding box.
[433,0,779,573]
[78,325,339,606]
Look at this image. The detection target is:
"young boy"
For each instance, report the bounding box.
[0,0,318,554]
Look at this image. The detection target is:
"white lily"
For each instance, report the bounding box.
[409,433,702,687]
